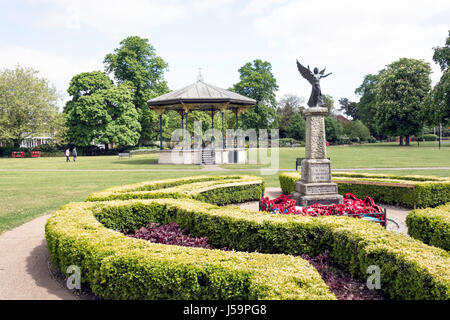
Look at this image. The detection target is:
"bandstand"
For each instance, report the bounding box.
[147,76,256,165]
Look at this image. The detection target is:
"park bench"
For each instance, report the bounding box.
[118,152,131,159]
[296,157,330,171]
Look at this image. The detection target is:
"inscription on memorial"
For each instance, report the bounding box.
[310,164,330,182]
[306,185,337,194]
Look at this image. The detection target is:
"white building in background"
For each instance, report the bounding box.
[20,134,54,148]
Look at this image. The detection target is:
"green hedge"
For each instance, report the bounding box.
[46,175,450,300]
[407,203,450,251]
[45,201,335,300]
[279,172,450,208]
[86,175,265,205]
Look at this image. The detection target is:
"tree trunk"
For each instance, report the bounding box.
[399,136,404,146]
[105,143,109,152]
[405,135,410,146]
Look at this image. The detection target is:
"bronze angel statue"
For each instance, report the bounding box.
[296,60,332,108]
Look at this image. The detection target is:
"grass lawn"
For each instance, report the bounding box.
[1,141,449,234]
[221,141,450,169]
[0,153,202,170]
[0,169,282,234]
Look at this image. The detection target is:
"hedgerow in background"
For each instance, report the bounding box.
[278,172,450,208]
[407,203,450,251]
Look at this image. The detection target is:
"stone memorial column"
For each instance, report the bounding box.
[291,107,343,206]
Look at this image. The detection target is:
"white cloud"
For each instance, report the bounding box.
[0,45,104,108]
[250,0,450,101]
[30,0,187,37]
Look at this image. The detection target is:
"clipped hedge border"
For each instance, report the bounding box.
[406,203,450,251]
[279,172,450,208]
[88,198,450,300]
[45,201,335,300]
[86,175,265,206]
[46,175,450,300]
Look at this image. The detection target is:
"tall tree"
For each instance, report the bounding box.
[355,73,382,136]
[426,32,450,128]
[432,30,450,71]
[322,94,335,114]
[325,115,343,143]
[0,66,60,147]
[232,59,279,131]
[104,36,169,145]
[64,71,141,148]
[286,113,306,141]
[277,94,304,138]
[375,58,431,146]
[338,97,359,120]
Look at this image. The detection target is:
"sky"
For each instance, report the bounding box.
[0,0,449,110]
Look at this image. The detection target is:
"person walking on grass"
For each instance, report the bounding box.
[65,148,70,162]
[72,147,77,162]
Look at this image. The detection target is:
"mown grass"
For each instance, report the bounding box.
[0,153,202,170]
[221,141,450,169]
[1,141,449,234]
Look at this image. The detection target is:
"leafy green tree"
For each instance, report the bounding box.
[322,94,334,114]
[343,120,371,142]
[426,32,450,128]
[286,113,306,141]
[375,58,431,146]
[0,66,60,147]
[277,94,304,138]
[355,73,382,136]
[432,30,450,71]
[427,68,450,127]
[325,115,343,143]
[338,97,359,120]
[64,71,141,149]
[104,36,169,145]
[232,59,279,131]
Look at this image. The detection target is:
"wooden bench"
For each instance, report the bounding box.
[118,152,131,159]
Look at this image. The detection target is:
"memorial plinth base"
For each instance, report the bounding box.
[290,106,343,206]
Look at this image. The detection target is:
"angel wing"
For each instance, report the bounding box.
[296,60,313,85]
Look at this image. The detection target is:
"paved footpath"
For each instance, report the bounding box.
[0,214,79,300]
[0,188,412,300]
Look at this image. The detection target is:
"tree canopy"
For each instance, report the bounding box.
[354,73,382,136]
[375,58,431,145]
[232,59,279,131]
[338,97,359,120]
[432,30,450,71]
[63,71,141,148]
[0,66,60,147]
[277,94,304,138]
[104,36,169,144]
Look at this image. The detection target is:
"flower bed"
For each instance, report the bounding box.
[260,193,386,227]
[45,200,335,300]
[279,172,450,208]
[46,175,450,300]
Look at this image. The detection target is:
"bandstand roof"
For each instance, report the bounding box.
[147,79,256,112]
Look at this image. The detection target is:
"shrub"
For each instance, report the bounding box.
[406,203,450,251]
[46,175,450,300]
[86,175,265,205]
[89,198,450,300]
[45,201,335,300]
[279,172,450,208]
[423,134,438,141]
